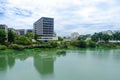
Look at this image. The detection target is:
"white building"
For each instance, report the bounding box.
[71,32,79,40]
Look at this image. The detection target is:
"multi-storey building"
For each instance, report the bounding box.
[0,24,8,32]
[26,29,33,33]
[16,29,26,35]
[71,32,79,40]
[34,17,57,40]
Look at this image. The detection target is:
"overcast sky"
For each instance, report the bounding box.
[0,0,120,36]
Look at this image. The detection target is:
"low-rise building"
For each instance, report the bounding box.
[0,24,8,32]
[16,29,26,35]
[71,32,79,40]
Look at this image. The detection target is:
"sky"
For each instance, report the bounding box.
[0,0,120,36]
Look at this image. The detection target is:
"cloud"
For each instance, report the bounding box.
[0,0,120,36]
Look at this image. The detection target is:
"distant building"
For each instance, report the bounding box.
[16,29,26,35]
[71,32,79,40]
[8,28,16,32]
[34,17,58,40]
[102,30,113,35]
[26,29,33,33]
[0,24,8,32]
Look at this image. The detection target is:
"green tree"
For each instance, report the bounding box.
[0,29,6,44]
[58,36,63,41]
[91,33,99,42]
[16,35,32,45]
[25,32,34,40]
[77,40,87,48]
[102,34,110,42]
[87,40,96,48]
[113,32,120,40]
[8,30,16,43]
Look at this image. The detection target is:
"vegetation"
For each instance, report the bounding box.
[0,45,7,50]
[0,29,120,51]
[16,35,32,45]
[8,44,24,50]
[8,30,16,43]
[0,29,7,45]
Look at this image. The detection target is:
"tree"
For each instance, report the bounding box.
[91,33,99,42]
[102,34,110,42]
[87,40,96,48]
[113,32,120,40]
[0,29,6,44]
[58,36,63,41]
[16,35,32,45]
[78,34,91,40]
[77,40,87,48]
[25,32,34,40]
[8,30,16,43]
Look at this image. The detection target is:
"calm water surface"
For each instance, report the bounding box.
[0,49,120,80]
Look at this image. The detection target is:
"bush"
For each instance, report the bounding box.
[0,45,7,50]
[8,44,24,50]
[15,36,32,45]
[87,40,96,48]
[77,40,87,48]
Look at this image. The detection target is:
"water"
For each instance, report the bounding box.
[0,49,120,80]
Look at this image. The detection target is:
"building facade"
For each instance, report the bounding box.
[71,32,79,40]
[34,17,57,40]
[26,29,33,33]
[0,24,8,32]
[16,29,26,35]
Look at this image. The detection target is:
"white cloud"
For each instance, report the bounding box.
[0,0,120,36]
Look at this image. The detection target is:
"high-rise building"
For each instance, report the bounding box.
[34,17,56,40]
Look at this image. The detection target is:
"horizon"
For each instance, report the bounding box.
[0,0,120,36]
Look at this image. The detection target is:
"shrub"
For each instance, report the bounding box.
[87,40,96,48]
[8,44,24,50]
[0,45,7,50]
[77,40,87,48]
[15,36,32,45]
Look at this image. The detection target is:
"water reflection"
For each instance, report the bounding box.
[34,54,55,76]
[90,49,111,59]
[0,56,7,71]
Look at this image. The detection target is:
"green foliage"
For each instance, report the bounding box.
[56,50,66,56]
[34,35,41,40]
[98,43,116,48]
[77,40,87,48]
[70,40,78,47]
[0,45,7,50]
[87,40,96,48]
[58,36,63,41]
[91,33,100,42]
[8,30,16,43]
[25,32,34,40]
[78,34,91,40]
[8,44,24,50]
[60,41,70,48]
[102,34,111,42]
[48,41,58,48]
[16,36,32,45]
[113,32,120,40]
[0,29,7,44]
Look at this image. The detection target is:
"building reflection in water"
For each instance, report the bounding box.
[34,54,55,79]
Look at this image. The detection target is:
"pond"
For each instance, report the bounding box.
[0,49,120,80]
